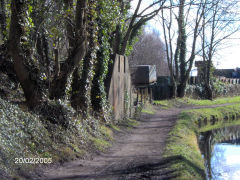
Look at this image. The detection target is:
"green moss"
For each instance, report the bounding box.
[118,118,139,129]
[109,124,121,132]
[100,125,113,140]
[58,147,77,161]
[89,136,111,151]
[141,103,155,114]
[153,100,173,109]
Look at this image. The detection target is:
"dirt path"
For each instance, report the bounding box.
[32,106,181,180]
[31,103,237,180]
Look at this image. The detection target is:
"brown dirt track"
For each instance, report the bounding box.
[33,106,181,180]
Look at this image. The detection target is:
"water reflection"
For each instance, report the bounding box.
[199,125,240,180]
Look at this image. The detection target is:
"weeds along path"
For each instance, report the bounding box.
[34,103,235,180]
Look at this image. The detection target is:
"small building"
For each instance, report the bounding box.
[130,65,157,103]
[131,65,157,85]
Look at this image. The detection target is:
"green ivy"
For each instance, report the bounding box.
[91,0,120,121]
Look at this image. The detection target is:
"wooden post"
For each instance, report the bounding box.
[136,88,139,104]
[150,87,153,103]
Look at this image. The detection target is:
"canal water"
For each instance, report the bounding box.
[199,125,240,180]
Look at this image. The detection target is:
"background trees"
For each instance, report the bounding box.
[161,0,206,97]
[1,0,239,116]
[112,0,166,56]
[129,30,169,76]
[0,0,168,121]
[200,0,240,100]
[160,0,240,98]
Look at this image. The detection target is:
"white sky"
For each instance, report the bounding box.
[131,0,240,69]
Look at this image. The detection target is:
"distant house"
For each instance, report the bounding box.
[195,61,240,79]
[214,68,240,78]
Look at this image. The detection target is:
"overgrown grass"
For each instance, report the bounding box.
[141,103,155,114]
[153,99,174,109]
[108,124,121,132]
[179,96,240,106]
[154,96,240,109]
[163,103,240,179]
[89,136,111,151]
[100,125,114,140]
[118,118,139,129]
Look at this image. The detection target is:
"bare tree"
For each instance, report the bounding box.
[200,0,240,100]
[129,30,169,76]
[113,0,167,55]
[161,0,206,97]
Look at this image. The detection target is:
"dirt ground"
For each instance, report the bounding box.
[31,106,181,180]
[29,103,235,180]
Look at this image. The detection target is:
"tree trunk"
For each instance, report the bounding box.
[71,4,96,115]
[172,79,177,98]
[178,0,187,98]
[112,24,121,54]
[0,0,6,40]
[178,82,187,98]
[8,0,41,107]
[50,0,88,99]
[205,57,213,100]
[63,0,75,49]
[91,42,107,113]
[205,83,213,100]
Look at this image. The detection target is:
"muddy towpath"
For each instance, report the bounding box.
[35,107,182,180]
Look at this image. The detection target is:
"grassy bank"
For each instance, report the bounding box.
[163,103,240,179]
[179,96,240,106]
[154,96,240,108]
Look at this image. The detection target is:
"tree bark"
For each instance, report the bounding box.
[63,0,75,50]
[178,0,187,97]
[8,0,42,107]
[50,0,88,99]
[71,2,96,115]
[0,0,6,40]
[177,0,204,98]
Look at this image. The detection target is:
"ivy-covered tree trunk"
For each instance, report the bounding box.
[50,0,88,99]
[177,0,203,98]
[31,0,51,88]
[202,13,213,100]
[91,39,109,115]
[177,0,187,98]
[8,0,42,107]
[91,54,108,114]
[91,2,111,115]
[0,0,6,41]
[71,1,97,115]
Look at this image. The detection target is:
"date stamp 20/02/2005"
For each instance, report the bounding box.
[14,157,52,164]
